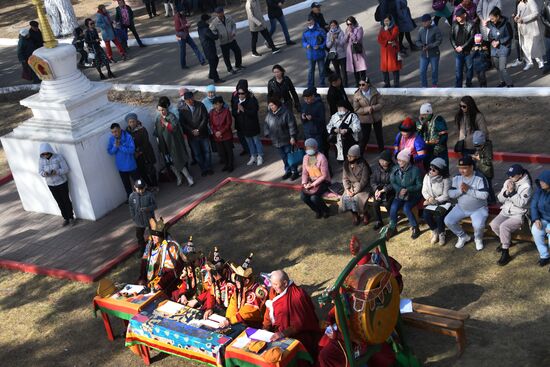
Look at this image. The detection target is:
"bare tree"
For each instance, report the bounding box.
[44,0,79,37]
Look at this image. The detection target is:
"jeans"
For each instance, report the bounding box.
[178,37,205,68]
[269,16,291,43]
[307,58,326,88]
[359,121,384,155]
[277,144,297,174]
[531,219,550,259]
[245,135,264,157]
[423,208,447,233]
[251,29,275,53]
[237,130,249,154]
[455,52,473,87]
[372,195,394,223]
[220,40,242,71]
[301,182,329,215]
[124,24,144,46]
[48,182,74,220]
[119,170,140,198]
[419,54,440,87]
[444,205,488,240]
[491,54,513,86]
[389,197,420,228]
[188,137,212,173]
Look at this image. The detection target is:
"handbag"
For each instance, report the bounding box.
[327,51,338,60]
[454,139,465,153]
[287,146,305,167]
[352,42,363,54]
[432,0,447,11]
[88,52,96,60]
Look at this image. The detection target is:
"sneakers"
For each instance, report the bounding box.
[523,62,534,71]
[286,40,296,46]
[290,172,300,181]
[438,232,446,246]
[455,234,471,249]
[251,51,261,57]
[509,58,523,68]
[282,172,292,180]
[247,156,257,165]
[272,47,281,54]
[475,238,484,251]
[256,155,263,166]
[62,219,70,227]
[411,226,420,239]
[537,59,545,69]
[430,230,438,245]
[538,257,550,267]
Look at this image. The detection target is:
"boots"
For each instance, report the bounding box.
[497,248,511,266]
[386,225,397,240]
[430,230,438,245]
[411,226,420,239]
[108,70,116,78]
[438,232,446,246]
[99,72,107,80]
[171,166,184,186]
[181,167,194,186]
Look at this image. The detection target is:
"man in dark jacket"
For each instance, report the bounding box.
[541,0,550,74]
[416,14,442,87]
[17,29,40,83]
[29,21,43,50]
[370,149,396,230]
[450,8,475,87]
[115,0,146,47]
[179,91,213,176]
[198,14,224,83]
[126,113,158,191]
[129,180,157,249]
[326,74,349,116]
[309,2,328,31]
[267,0,295,45]
[488,7,513,87]
[301,87,327,156]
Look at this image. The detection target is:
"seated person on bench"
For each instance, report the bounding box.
[445,156,489,251]
[340,144,372,226]
[530,170,550,269]
[387,148,423,240]
[370,149,396,230]
[490,164,533,266]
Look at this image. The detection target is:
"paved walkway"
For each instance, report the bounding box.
[1,0,549,89]
[0,142,548,282]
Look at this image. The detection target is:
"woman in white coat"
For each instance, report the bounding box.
[514,0,546,70]
[326,100,361,162]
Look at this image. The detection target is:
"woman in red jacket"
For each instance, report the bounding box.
[377,15,402,88]
[209,96,234,172]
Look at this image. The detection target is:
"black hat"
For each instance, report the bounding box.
[458,156,474,167]
[201,13,211,22]
[421,13,431,22]
[134,179,146,189]
[183,91,194,99]
[507,164,525,177]
[455,8,467,17]
[212,95,224,105]
[379,149,393,163]
[214,6,224,13]
[311,2,321,8]
[302,87,315,97]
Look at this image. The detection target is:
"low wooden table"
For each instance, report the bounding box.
[92,291,164,341]
[225,328,313,367]
[125,305,244,366]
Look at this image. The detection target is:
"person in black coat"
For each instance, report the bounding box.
[267,64,301,113]
[301,87,327,156]
[29,21,43,51]
[231,85,263,165]
[326,74,349,116]
[115,0,146,47]
[17,29,40,83]
[198,14,224,83]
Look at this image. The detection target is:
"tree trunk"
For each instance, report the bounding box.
[44,0,79,37]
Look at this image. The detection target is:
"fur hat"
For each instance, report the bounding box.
[396,148,411,162]
[430,157,447,170]
[419,103,433,115]
[149,217,166,237]
[347,144,361,157]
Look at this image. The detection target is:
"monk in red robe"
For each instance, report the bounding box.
[262,270,321,360]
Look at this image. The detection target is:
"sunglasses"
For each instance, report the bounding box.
[429,167,439,172]
[460,104,467,109]
[359,83,367,86]
[237,92,246,95]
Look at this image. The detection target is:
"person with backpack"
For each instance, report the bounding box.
[490,164,532,266]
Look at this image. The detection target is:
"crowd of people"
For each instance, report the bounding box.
[16,0,550,87]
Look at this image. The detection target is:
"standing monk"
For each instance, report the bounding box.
[263,270,320,359]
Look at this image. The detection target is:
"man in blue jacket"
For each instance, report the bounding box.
[531,170,550,268]
[108,122,138,199]
[302,16,326,88]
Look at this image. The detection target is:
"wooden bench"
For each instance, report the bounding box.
[402,302,469,356]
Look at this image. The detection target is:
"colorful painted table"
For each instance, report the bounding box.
[125,305,245,366]
[92,290,164,341]
[224,328,313,367]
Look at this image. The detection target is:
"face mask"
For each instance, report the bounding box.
[308,25,314,29]
[239,98,246,103]
[337,111,346,116]
[306,149,316,156]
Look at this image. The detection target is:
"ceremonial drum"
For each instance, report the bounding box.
[340,264,400,345]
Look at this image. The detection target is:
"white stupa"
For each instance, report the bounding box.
[1,1,153,220]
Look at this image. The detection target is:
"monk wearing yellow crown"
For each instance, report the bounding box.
[222,253,268,328]
[138,217,184,293]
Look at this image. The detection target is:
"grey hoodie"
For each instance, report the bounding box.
[38,143,70,187]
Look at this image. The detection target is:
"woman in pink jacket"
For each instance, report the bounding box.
[301,138,331,218]
[344,16,368,87]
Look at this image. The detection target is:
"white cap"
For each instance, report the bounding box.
[419,103,433,115]
[19,28,30,37]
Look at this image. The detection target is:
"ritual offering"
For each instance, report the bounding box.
[340,264,400,344]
